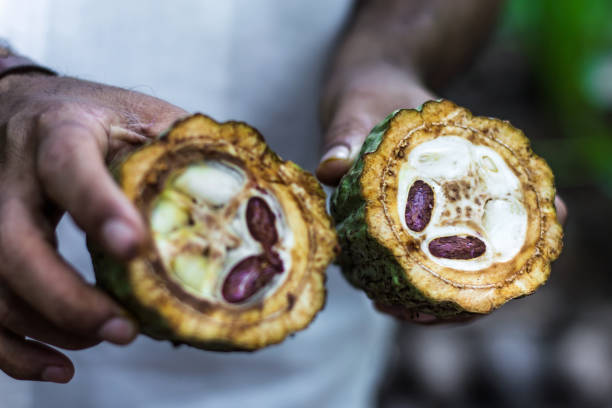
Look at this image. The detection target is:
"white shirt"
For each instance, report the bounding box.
[0,1,395,407]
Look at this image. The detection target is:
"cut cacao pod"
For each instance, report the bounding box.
[331,100,563,318]
[90,114,337,350]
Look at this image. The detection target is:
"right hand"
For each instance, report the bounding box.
[0,73,187,383]
[316,62,569,325]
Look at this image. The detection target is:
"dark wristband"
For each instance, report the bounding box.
[0,50,57,80]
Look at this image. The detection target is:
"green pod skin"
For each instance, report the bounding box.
[331,111,465,318]
[331,100,563,318]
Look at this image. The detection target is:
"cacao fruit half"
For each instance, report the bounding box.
[90,114,337,350]
[331,100,563,318]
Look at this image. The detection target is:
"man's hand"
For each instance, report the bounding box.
[316,63,435,185]
[0,72,187,382]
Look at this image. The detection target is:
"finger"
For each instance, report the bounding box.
[0,284,100,350]
[317,74,434,186]
[0,328,74,383]
[316,93,387,186]
[36,116,145,259]
[555,195,567,226]
[121,96,189,137]
[0,198,137,344]
[108,100,188,163]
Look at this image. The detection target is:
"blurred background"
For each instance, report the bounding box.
[378,0,612,407]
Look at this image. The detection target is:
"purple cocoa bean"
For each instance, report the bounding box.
[405,180,434,232]
[222,255,284,303]
[428,236,486,259]
[246,197,278,248]
[264,249,283,270]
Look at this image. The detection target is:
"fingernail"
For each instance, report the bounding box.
[320,145,351,164]
[98,317,137,345]
[316,145,353,186]
[42,366,72,383]
[102,218,139,259]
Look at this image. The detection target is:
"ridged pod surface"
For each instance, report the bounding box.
[331,100,563,318]
[90,114,337,350]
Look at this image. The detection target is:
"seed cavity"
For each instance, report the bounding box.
[428,236,486,259]
[222,197,284,303]
[173,161,245,206]
[397,136,528,271]
[151,197,189,234]
[151,160,290,305]
[405,180,434,232]
[171,253,217,295]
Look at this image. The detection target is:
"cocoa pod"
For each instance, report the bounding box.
[428,236,486,260]
[222,255,283,303]
[405,180,434,232]
[246,197,278,248]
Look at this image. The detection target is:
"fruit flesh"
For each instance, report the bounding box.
[150,159,293,305]
[396,136,527,271]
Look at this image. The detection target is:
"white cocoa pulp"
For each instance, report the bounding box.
[150,160,293,304]
[397,136,527,271]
